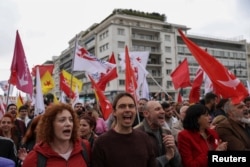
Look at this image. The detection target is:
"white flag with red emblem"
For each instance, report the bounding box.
[72,44,115,73]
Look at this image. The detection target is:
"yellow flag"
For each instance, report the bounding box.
[41,70,55,94]
[16,92,23,117]
[16,92,24,110]
[61,70,83,91]
[53,93,59,104]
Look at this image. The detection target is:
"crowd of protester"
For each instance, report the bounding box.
[0,91,250,167]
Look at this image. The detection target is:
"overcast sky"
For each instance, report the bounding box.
[1,0,250,87]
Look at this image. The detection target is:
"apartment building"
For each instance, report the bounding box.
[52,9,249,102]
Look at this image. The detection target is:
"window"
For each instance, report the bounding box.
[118,41,125,48]
[117,28,125,35]
[166,69,171,75]
[165,35,171,41]
[99,43,109,52]
[119,80,125,85]
[166,81,172,88]
[165,46,171,53]
[99,30,109,41]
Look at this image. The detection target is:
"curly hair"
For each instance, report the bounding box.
[36,103,79,144]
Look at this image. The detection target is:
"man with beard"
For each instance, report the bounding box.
[215,99,250,150]
[74,102,85,118]
[204,92,218,120]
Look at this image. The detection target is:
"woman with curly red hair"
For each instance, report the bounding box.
[22,103,91,167]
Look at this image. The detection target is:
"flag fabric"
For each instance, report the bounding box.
[35,67,45,115]
[59,91,67,103]
[60,70,83,98]
[119,50,150,99]
[0,97,6,119]
[16,92,24,110]
[0,80,14,96]
[203,71,213,95]
[72,43,116,73]
[9,30,33,96]
[40,70,55,94]
[178,29,248,104]
[71,86,80,108]
[189,67,204,104]
[53,93,59,104]
[141,77,150,100]
[124,46,138,99]
[247,81,250,95]
[89,52,118,91]
[89,75,112,120]
[177,91,183,103]
[170,58,192,90]
[31,64,54,77]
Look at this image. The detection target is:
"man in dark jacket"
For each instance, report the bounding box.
[135,100,182,167]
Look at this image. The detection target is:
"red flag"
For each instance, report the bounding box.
[9,30,33,96]
[97,52,118,91]
[125,46,137,98]
[89,76,112,120]
[178,29,248,104]
[31,64,54,77]
[189,67,204,104]
[60,72,75,98]
[177,91,183,103]
[170,58,192,89]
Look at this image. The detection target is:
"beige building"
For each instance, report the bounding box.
[50,9,249,102]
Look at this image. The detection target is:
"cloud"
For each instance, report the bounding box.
[0,0,20,57]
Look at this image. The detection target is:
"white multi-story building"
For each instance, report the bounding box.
[51,9,248,102]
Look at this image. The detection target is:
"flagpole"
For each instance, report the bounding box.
[70,34,78,100]
[147,73,170,97]
[5,82,11,109]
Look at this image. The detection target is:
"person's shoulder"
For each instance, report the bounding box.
[0,136,15,145]
[216,118,231,128]
[22,150,37,167]
[178,129,194,138]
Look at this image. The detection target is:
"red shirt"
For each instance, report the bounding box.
[22,139,90,167]
[178,128,220,167]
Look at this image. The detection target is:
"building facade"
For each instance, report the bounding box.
[51,9,249,102]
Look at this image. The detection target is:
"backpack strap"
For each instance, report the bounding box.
[37,152,47,167]
[81,141,90,167]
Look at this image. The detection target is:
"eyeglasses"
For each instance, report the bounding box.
[117,104,136,110]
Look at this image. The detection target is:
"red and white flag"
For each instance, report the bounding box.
[0,97,6,119]
[119,49,150,99]
[72,43,115,74]
[203,71,213,95]
[0,80,14,96]
[170,58,192,90]
[178,29,248,104]
[9,31,33,96]
[88,52,118,91]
